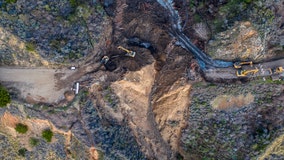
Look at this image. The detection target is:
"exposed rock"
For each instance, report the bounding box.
[207,21,264,61]
[193,22,211,41]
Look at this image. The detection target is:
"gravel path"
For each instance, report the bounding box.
[0,67,74,103]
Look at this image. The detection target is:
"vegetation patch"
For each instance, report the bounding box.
[26,42,36,52]
[69,0,78,8]
[5,0,17,4]
[97,150,104,160]
[15,123,28,134]
[18,148,27,157]
[29,137,39,147]
[42,129,53,142]
[0,85,11,107]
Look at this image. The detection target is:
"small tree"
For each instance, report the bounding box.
[18,148,27,157]
[29,137,39,147]
[42,129,53,142]
[0,85,11,107]
[15,123,28,134]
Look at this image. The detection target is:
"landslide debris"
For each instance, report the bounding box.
[151,45,193,154]
[1,0,284,160]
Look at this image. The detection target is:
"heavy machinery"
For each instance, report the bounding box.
[100,56,109,64]
[234,61,253,69]
[100,56,117,71]
[272,66,284,74]
[236,68,259,77]
[99,46,136,71]
[118,46,136,57]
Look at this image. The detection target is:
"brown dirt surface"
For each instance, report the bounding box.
[258,134,284,160]
[64,90,75,102]
[210,93,254,110]
[111,64,171,159]
[0,111,83,158]
[89,147,99,160]
[152,81,191,151]
[0,67,75,103]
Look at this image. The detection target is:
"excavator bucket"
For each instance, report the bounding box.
[125,51,136,57]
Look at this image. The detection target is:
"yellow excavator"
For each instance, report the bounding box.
[236,68,259,77]
[118,46,136,57]
[273,67,284,74]
[234,61,253,69]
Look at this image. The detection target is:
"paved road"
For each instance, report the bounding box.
[203,59,284,81]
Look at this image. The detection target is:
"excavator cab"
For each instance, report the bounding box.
[100,56,110,64]
[236,68,259,77]
[118,46,136,57]
[234,61,253,69]
[273,67,284,74]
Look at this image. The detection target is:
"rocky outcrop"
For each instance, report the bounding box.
[206,21,264,61]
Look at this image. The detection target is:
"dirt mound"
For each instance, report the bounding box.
[64,90,75,102]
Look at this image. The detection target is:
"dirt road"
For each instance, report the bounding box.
[0,67,74,103]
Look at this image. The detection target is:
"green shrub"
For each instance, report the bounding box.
[69,0,78,8]
[5,0,17,4]
[29,137,39,147]
[42,129,53,142]
[15,123,28,134]
[0,85,11,107]
[26,42,36,52]
[18,148,27,157]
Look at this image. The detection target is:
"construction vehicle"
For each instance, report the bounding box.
[100,56,110,64]
[236,68,259,77]
[234,61,253,69]
[272,66,284,74]
[100,56,117,71]
[118,46,136,57]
